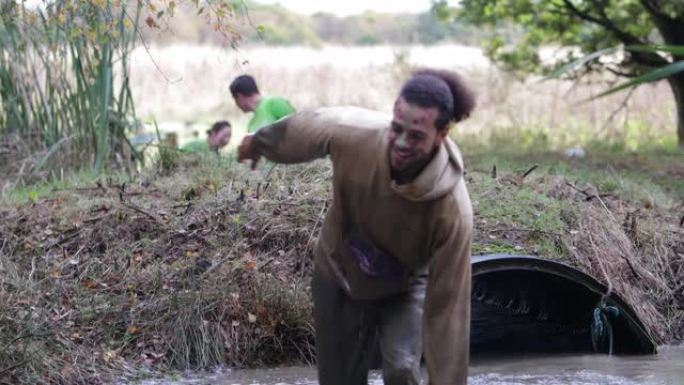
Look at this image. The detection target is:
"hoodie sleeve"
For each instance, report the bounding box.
[251,108,337,164]
[423,197,473,385]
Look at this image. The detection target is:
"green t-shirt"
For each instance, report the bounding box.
[247,96,295,133]
[180,139,210,153]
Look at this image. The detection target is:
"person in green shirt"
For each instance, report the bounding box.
[180,120,232,153]
[229,75,295,133]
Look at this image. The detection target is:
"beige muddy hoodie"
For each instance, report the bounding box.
[252,106,473,385]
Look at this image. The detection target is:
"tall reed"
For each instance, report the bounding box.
[0,0,142,174]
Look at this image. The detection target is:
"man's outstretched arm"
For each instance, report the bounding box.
[238,109,336,168]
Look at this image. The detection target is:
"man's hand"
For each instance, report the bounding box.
[238,134,261,170]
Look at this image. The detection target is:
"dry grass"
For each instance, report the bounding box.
[467,153,684,344]
[0,147,682,383]
[0,156,326,384]
[561,191,684,342]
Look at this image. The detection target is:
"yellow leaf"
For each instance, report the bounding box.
[103,349,120,362]
[81,279,98,289]
[127,325,142,335]
[85,28,97,42]
[243,260,256,271]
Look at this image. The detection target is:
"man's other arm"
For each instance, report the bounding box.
[423,200,473,385]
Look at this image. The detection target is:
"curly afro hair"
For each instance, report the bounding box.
[399,68,476,129]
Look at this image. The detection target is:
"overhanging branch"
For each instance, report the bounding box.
[606,66,641,78]
[561,0,670,67]
[639,0,674,22]
[639,0,684,53]
[562,0,642,45]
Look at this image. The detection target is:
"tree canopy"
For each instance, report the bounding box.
[458,0,684,147]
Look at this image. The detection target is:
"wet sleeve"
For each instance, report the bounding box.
[251,108,338,164]
[423,203,473,385]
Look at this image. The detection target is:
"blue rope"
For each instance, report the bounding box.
[591,300,620,355]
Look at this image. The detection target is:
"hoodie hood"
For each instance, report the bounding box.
[390,137,464,202]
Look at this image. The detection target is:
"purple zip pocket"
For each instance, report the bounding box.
[345,236,406,282]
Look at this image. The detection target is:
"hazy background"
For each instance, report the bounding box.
[127,0,675,150]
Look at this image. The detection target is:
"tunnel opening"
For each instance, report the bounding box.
[470,254,656,357]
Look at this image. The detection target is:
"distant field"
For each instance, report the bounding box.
[128,44,677,150]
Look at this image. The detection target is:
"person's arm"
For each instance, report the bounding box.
[423,201,473,385]
[239,108,337,167]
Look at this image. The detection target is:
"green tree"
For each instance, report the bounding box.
[458,0,684,148]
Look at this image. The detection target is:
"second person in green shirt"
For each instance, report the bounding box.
[230,74,295,133]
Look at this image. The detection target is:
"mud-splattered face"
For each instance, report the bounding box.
[388,96,447,180]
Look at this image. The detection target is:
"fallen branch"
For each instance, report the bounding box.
[202,252,238,277]
[1,333,53,354]
[45,230,80,249]
[0,359,30,377]
[566,181,594,197]
[94,181,108,194]
[585,193,615,201]
[522,165,538,180]
[122,202,159,222]
[118,183,161,222]
[489,227,562,238]
[619,254,642,281]
[565,182,614,213]
[173,202,192,216]
[83,214,109,224]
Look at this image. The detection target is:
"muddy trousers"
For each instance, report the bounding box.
[312,267,427,385]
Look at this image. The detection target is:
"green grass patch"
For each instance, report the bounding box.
[0,139,682,382]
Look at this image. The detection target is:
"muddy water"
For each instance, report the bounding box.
[139,346,684,385]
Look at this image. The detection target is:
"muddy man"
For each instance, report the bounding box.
[238,69,476,385]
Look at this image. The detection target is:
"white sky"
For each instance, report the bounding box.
[254,0,460,16]
[22,0,459,16]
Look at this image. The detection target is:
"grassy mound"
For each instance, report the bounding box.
[0,146,682,383]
